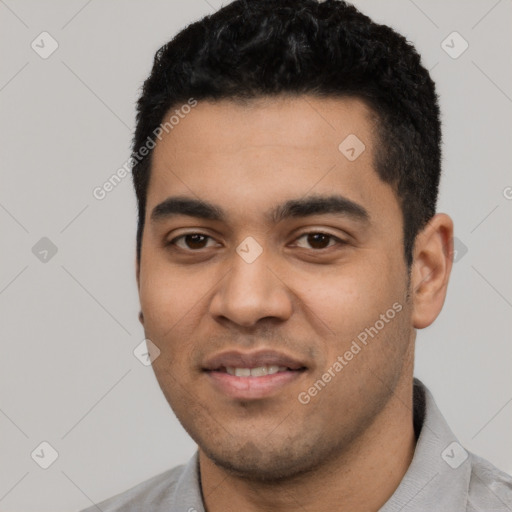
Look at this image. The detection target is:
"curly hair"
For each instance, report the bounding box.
[132,0,441,267]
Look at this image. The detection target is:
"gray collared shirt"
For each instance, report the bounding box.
[80,378,512,511]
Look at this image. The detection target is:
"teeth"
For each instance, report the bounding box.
[225,365,289,377]
[250,366,267,377]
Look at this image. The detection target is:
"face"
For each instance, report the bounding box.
[137,95,416,480]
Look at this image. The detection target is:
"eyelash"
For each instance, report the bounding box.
[166,231,347,252]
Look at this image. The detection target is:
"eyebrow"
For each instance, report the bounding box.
[150,194,370,225]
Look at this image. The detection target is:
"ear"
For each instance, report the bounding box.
[410,213,454,329]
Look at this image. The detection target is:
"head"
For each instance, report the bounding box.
[133,0,453,481]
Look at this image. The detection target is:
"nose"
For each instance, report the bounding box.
[209,247,294,328]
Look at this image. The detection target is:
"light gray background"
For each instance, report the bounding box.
[0,1,511,511]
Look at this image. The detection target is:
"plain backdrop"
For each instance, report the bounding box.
[0,1,511,510]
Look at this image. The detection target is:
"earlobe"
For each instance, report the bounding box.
[410,213,454,329]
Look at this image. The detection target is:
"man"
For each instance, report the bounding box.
[81,0,512,510]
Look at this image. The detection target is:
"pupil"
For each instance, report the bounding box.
[183,234,330,250]
[308,233,329,249]
[187,234,206,249]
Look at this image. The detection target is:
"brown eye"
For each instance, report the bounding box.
[170,233,215,250]
[295,232,343,250]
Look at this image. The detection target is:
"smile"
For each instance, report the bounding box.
[205,366,306,400]
[202,349,308,400]
[224,365,289,377]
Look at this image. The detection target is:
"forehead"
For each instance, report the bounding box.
[147,95,397,227]
[154,95,377,155]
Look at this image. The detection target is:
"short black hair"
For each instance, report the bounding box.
[132,0,441,267]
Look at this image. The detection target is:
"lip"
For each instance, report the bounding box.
[202,349,308,400]
[206,370,305,400]
[202,349,306,371]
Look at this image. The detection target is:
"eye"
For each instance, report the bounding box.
[167,231,346,252]
[168,233,218,251]
[294,232,345,250]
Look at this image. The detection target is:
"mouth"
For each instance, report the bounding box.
[202,350,308,400]
[215,364,305,377]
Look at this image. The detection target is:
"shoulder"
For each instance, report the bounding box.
[78,464,186,512]
[467,452,512,511]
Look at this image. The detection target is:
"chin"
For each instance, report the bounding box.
[201,439,322,483]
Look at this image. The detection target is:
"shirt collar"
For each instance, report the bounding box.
[379,377,471,511]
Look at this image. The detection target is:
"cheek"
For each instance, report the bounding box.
[138,259,214,367]
[297,259,403,338]
[139,256,201,329]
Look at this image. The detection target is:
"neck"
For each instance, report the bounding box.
[199,376,417,512]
